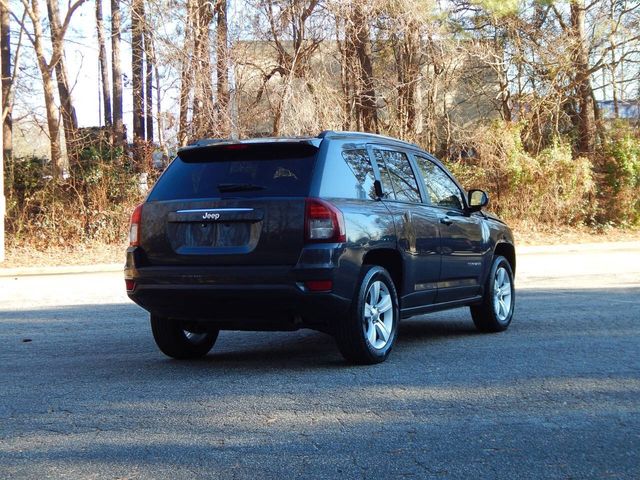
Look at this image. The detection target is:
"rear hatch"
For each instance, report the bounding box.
[140,141,319,266]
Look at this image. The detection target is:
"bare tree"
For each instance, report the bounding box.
[192,0,215,139]
[178,0,195,146]
[216,0,229,136]
[2,8,25,163]
[382,0,426,139]
[345,2,378,133]
[131,0,145,144]
[8,0,86,178]
[96,0,112,126]
[111,0,124,148]
[144,14,153,142]
[176,0,216,143]
[1,2,11,162]
[46,0,79,156]
[252,0,323,135]
[571,0,596,154]
[151,40,164,152]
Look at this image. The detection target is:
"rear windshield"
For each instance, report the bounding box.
[148,143,318,201]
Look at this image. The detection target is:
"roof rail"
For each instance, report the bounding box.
[316,130,421,149]
[317,130,335,138]
[188,138,231,147]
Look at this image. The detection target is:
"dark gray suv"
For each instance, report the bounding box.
[125,131,516,364]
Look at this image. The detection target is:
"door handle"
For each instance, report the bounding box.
[440,216,453,226]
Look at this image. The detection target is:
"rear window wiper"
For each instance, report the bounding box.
[217,183,266,192]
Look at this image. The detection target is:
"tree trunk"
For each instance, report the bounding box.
[41,69,64,177]
[192,0,215,139]
[1,3,11,164]
[571,0,595,154]
[30,0,65,177]
[215,0,229,136]
[392,23,420,138]
[493,27,512,123]
[96,0,112,126]
[131,0,145,144]
[610,42,619,119]
[336,15,354,131]
[404,29,420,135]
[153,42,165,155]
[111,0,124,148]
[144,19,153,142]
[46,0,78,157]
[178,0,195,146]
[347,4,378,134]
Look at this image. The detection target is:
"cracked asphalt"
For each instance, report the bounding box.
[1,243,639,479]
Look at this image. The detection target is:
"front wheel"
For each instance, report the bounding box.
[150,315,219,359]
[336,265,399,365]
[470,255,515,332]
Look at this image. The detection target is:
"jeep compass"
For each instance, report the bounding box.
[125,131,516,364]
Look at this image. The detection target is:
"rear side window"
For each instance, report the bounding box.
[148,143,317,201]
[341,149,377,200]
[373,149,421,203]
[318,147,378,200]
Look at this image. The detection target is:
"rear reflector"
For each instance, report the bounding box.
[125,279,136,291]
[304,280,333,292]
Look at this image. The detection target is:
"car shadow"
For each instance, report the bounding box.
[195,330,345,368]
[399,316,479,341]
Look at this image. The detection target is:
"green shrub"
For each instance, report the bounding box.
[446,121,596,227]
[599,123,640,226]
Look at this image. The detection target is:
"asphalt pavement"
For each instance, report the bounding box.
[1,242,639,479]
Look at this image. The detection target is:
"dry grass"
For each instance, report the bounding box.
[1,242,127,269]
[1,226,638,269]
[512,224,640,246]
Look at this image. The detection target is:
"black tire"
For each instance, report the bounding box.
[150,315,219,359]
[336,265,399,365]
[470,255,515,332]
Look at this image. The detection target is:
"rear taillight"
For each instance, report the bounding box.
[305,198,346,243]
[129,203,143,247]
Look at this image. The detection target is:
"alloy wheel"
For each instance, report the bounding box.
[493,266,513,322]
[363,280,394,349]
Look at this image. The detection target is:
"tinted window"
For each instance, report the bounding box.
[415,156,464,210]
[374,149,421,203]
[148,144,317,201]
[341,149,377,200]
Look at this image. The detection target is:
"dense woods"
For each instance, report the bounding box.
[1,0,639,249]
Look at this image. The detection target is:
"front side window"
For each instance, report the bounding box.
[415,156,464,210]
[373,149,421,203]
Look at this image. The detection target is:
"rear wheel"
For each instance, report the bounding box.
[336,265,399,365]
[150,315,219,359]
[470,255,515,332]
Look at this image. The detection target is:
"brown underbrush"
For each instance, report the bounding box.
[2,121,639,267]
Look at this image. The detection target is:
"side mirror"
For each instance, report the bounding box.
[467,189,489,212]
[374,179,384,200]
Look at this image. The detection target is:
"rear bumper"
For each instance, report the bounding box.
[125,247,353,332]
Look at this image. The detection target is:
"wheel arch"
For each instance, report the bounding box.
[362,248,403,295]
[494,242,516,275]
